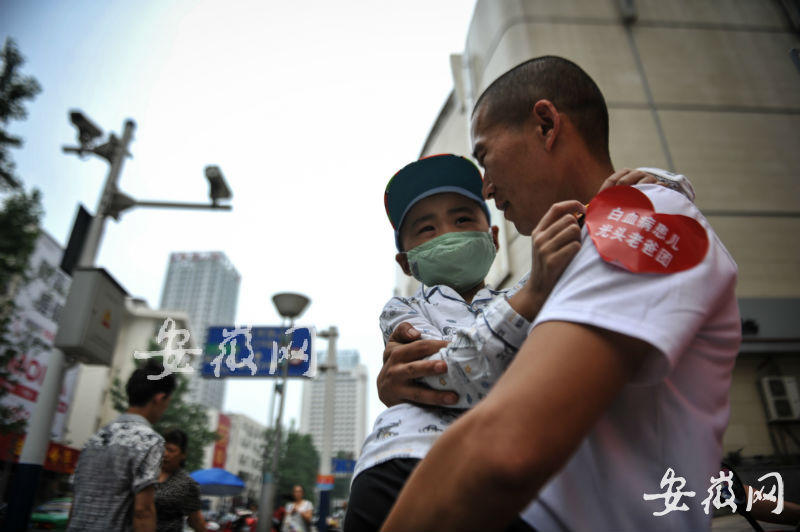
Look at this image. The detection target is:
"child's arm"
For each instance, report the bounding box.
[419,292,532,408]
[378,291,531,409]
[418,200,586,408]
[379,297,445,344]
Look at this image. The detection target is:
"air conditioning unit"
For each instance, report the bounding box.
[761,376,800,422]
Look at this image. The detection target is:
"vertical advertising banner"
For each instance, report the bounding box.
[212,414,231,469]
[0,233,77,440]
[1,313,79,440]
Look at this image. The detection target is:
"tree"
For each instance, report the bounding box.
[0,37,43,436]
[110,349,219,472]
[0,190,43,436]
[263,426,320,506]
[0,37,42,191]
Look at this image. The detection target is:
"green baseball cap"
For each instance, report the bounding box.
[384,154,490,251]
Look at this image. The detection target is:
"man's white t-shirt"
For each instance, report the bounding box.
[521,184,740,531]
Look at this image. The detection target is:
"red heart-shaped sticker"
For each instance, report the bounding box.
[585,186,709,273]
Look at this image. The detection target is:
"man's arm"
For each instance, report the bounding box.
[745,485,800,526]
[381,321,648,532]
[132,485,157,532]
[187,509,207,532]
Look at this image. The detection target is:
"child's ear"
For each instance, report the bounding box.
[491,225,500,251]
[396,253,412,276]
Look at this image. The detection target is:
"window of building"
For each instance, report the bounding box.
[34,292,53,316]
[51,303,63,323]
[37,262,54,283]
[52,274,67,297]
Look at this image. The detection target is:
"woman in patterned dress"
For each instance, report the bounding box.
[155,428,207,532]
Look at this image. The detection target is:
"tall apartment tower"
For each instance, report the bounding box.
[159,251,241,409]
[300,350,368,459]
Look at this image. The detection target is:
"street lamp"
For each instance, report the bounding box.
[272,292,311,319]
[258,292,310,532]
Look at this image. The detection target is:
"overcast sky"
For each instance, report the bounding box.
[1,0,478,434]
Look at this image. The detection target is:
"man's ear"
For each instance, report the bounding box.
[152,392,168,407]
[490,225,500,251]
[532,99,561,152]
[395,253,412,276]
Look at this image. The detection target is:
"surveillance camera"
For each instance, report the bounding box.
[205,165,223,181]
[205,165,232,202]
[69,110,103,145]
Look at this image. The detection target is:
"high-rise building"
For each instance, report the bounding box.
[322,348,361,371]
[224,413,267,504]
[300,350,368,460]
[159,251,240,409]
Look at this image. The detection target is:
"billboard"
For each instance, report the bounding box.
[212,413,231,468]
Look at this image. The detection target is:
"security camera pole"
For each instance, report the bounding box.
[5,111,233,531]
[77,117,136,266]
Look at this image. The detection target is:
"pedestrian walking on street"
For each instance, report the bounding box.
[155,428,206,531]
[67,360,176,531]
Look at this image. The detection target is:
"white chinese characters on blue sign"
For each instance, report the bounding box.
[133,318,202,380]
[132,320,316,380]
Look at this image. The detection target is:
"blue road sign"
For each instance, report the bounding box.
[332,458,356,474]
[200,326,315,378]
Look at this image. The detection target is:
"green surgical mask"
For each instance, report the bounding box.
[405,231,496,292]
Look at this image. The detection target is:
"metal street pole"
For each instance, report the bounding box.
[78,119,136,267]
[316,326,338,532]
[4,119,136,532]
[7,112,233,530]
[258,321,293,532]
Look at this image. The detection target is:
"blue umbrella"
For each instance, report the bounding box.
[190,468,245,496]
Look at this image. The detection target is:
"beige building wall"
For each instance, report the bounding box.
[409,0,800,460]
[63,299,196,448]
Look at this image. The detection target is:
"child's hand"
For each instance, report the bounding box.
[507,200,583,321]
[377,323,456,407]
[526,200,585,300]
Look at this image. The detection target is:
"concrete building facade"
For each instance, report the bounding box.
[300,350,368,460]
[401,0,800,467]
[63,298,196,448]
[224,413,267,503]
[159,251,241,410]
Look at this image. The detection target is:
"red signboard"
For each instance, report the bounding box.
[212,414,231,468]
[0,434,80,474]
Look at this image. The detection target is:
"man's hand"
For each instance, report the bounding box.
[377,322,457,407]
[598,167,657,192]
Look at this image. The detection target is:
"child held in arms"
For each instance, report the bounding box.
[345,155,691,531]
